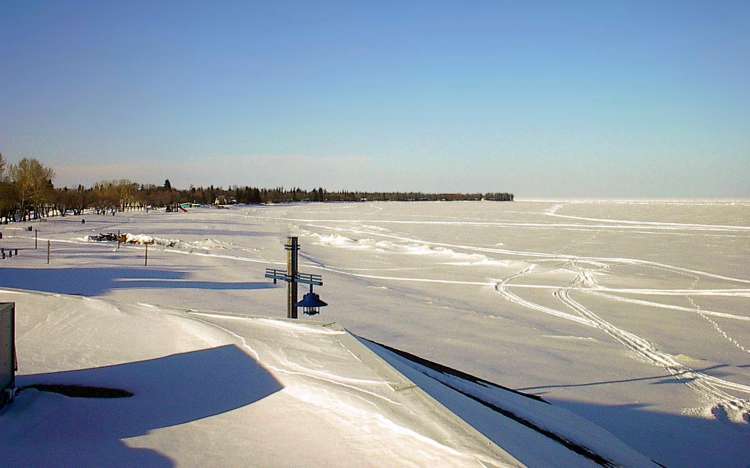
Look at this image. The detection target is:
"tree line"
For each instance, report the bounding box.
[0,154,513,222]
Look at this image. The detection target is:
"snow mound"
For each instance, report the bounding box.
[307,232,502,264]
[125,233,165,245]
[85,232,232,252]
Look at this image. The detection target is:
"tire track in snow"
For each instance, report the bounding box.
[599,259,750,354]
[585,291,750,322]
[685,276,750,355]
[492,261,750,422]
[556,264,750,423]
[493,265,596,327]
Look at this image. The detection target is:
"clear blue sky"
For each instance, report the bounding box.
[1,1,748,197]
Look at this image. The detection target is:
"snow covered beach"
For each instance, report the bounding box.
[1,200,748,466]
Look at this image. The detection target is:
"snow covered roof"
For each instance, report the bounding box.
[0,291,519,466]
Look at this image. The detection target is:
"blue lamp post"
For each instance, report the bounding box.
[296,284,328,316]
[265,236,327,318]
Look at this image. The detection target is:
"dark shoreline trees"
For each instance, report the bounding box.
[172,187,513,205]
[0,155,513,222]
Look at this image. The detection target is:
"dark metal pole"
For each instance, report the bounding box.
[46,240,50,264]
[144,243,148,267]
[35,229,38,249]
[1,302,16,403]
[287,236,299,319]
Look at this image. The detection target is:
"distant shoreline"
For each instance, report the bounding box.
[517,198,750,203]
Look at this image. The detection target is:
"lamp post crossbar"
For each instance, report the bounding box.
[265,269,323,286]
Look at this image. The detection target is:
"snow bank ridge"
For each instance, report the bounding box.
[306,231,508,266]
[86,233,231,251]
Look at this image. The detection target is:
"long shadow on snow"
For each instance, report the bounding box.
[550,399,750,467]
[0,267,277,296]
[517,364,731,392]
[1,344,282,466]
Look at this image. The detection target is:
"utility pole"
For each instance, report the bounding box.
[286,237,299,319]
[266,236,326,318]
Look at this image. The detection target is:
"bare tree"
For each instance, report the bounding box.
[9,158,55,220]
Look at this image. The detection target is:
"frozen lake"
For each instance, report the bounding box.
[2,199,749,466]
